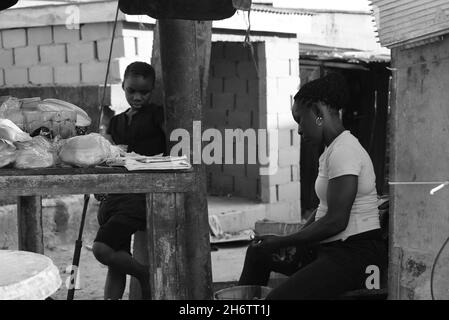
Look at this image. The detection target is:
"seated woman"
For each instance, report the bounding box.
[238,73,387,300]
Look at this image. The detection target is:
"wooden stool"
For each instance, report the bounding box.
[0,250,62,300]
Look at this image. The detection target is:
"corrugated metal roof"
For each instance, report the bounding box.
[251,4,314,16]
[370,0,449,48]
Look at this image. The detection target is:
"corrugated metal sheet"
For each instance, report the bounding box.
[370,0,449,47]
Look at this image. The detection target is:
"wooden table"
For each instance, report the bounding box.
[0,167,200,300]
[0,250,61,300]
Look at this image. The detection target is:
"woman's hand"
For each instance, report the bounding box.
[252,234,285,254]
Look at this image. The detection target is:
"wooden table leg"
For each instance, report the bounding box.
[17,196,44,254]
[146,192,188,300]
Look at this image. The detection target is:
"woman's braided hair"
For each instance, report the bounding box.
[294,73,349,112]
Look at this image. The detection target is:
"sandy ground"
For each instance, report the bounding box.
[45,242,247,300]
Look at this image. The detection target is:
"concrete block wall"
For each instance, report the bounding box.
[259,40,301,222]
[205,42,261,200]
[0,22,154,88]
[205,40,302,223]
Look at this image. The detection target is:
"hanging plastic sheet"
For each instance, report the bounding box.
[0,0,18,11]
[119,0,242,20]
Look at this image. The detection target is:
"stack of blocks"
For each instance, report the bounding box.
[0,22,154,87]
[205,40,301,222]
[205,42,260,200]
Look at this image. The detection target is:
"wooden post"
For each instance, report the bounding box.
[17,196,44,254]
[159,19,213,300]
[146,192,188,299]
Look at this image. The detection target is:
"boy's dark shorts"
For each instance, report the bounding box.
[94,194,146,253]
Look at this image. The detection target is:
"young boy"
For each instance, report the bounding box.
[92,62,166,300]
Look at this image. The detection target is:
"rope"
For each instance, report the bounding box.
[98,0,120,132]
[242,8,260,78]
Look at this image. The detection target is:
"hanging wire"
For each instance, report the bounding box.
[431,235,449,300]
[98,0,120,132]
[242,8,260,78]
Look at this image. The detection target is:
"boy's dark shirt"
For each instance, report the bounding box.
[98,103,167,228]
[107,103,166,156]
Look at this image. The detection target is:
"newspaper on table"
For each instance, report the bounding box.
[106,152,191,171]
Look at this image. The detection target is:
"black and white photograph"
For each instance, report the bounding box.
[0,0,447,305]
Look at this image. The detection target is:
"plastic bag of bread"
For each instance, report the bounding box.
[14,136,55,169]
[58,133,117,168]
[0,138,16,168]
[0,119,32,142]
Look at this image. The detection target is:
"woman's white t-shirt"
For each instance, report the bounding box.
[315,130,380,243]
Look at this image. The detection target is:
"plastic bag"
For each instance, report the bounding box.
[14,136,55,169]
[0,118,32,142]
[0,138,16,168]
[59,133,117,167]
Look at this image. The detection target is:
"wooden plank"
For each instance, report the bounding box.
[159,20,213,300]
[17,196,44,254]
[0,166,192,176]
[146,193,188,300]
[0,171,195,196]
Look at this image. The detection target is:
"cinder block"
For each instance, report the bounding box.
[224,77,247,94]
[247,78,259,98]
[278,128,294,149]
[27,26,53,46]
[266,114,278,129]
[209,173,234,196]
[4,68,28,86]
[212,92,234,110]
[81,22,120,42]
[67,41,95,63]
[0,49,14,68]
[40,44,66,65]
[137,34,153,58]
[204,109,227,126]
[266,59,291,78]
[278,146,300,167]
[277,77,300,96]
[29,65,53,85]
[266,41,299,60]
[236,61,258,79]
[2,29,27,49]
[290,58,300,77]
[211,42,225,60]
[208,78,224,93]
[261,184,277,203]
[214,60,237,78]
[97,37,135,61]
[277,182,300,202]
[53,25,80,43]
[264,166,291,186]
[54,64,80,84]
[278,112,297,130]
[227,111,252,129]
[234,176,258,199]
[14,46,39,67]
[81,61,107,84]
[267,93,292,115]
[265,200,301,221]
[81,59,123,84]
[235,93,257,111]
[223,164,246,177]
[224,43,250,61]
[246,164,260,178]
[291,165,299,182]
